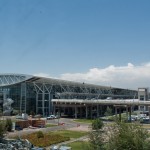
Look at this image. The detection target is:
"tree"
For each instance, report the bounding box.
[89,120,150,150]
[5,118,12,132]
[0,121,6,138]
[104,106,112,117]
[92,118,104,130]
[89,130,106,150]
[89,119,105,150]
[106,122,150,150]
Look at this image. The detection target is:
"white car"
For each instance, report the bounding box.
[106,97,112,100]
[47,115,57,120]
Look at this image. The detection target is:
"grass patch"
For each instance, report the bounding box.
[45,123,57,128]
[20,130,88,147]
[53,130,88,138]
[67,141,90,150]
[73,119,93,124]
[21,131,70,147]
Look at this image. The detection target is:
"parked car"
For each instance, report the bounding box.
[16,114,23,119]
[106,97,112,100]
[47,115,58,120]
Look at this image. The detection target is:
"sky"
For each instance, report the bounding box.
[0,0,150,89]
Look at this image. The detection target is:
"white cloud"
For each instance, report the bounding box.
[33,63,150,89]
[60,63,150,89]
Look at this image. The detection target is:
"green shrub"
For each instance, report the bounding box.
[5,118,12,132]
[104,106,113,116]
[36,131,44,139]
[107,122,150,150]
[92,119,103,130]
[21,131,70,147]
[0,121,6,138]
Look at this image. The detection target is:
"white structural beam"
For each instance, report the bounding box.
[52,99,150,106]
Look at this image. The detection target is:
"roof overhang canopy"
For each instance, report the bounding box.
[0,74,33,86]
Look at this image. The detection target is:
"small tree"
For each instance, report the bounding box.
[89,130,106,150]
[89,120,150,150]
[0,121,6,138]
[5,118,12,132]
[107,122,150,150]
[92,118,104,130]
[89,119,105,150]
[104,106,112,117]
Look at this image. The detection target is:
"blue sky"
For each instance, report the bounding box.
[0,0,150,89]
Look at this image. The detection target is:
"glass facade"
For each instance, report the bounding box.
[0,82,36,114]
[0,74,138,116]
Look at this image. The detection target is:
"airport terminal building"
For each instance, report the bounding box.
[0,74,141,117]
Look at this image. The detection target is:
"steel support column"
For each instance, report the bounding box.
[129,106,132,122]
[119,107,121,121]
[42,84,45,116]
[126,106,128,121]
[115,107,117,117]
[75,106,77,119]
[97,104,99,118]
[86,106,88,119]
[90,106,92,119]
[36,93,38,114]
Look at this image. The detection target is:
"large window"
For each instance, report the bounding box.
[140,95,144,101]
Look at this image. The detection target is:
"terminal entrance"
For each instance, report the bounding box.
[54,104,115,119]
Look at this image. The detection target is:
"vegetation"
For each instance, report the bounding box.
[45,123,57,128]
[92,118,104,130]
[53,130,88,138]
[8,129,88,147]
[105,113,128,122]
[5,118,12,132]
[73,119,93,124]
[89,118,105,150]
[104,106,113,117]
[67,141,91,150]
[0,118,13,138]
[36,131,44,139]
[89,121,150,150]
[21,131,70,147]
[106,122,150,150]
[0,121,6,138]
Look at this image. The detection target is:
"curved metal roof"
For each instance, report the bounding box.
[0,73,136,91]
[0,73,112,89]
[0,74,33,86]
[28,76,112,89]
